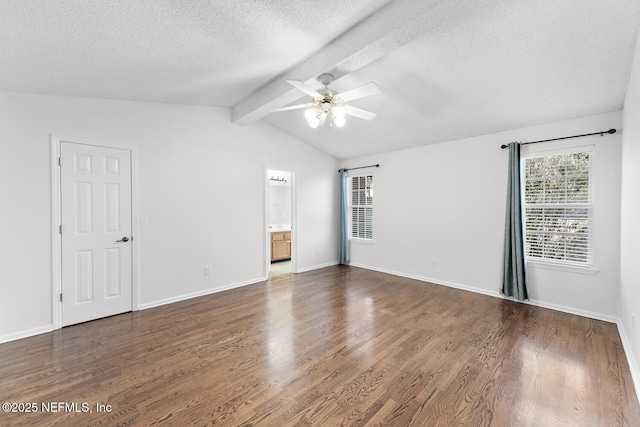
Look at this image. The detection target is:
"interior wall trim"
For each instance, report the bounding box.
[348,262,638,403]
[0,325,54,345]
[617,321,640,407]
[138,276,266,311]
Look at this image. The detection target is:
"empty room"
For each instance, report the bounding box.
[1,1,640,426]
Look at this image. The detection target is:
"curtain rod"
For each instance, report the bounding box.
[500,128,616,149]
[338,164,380,173]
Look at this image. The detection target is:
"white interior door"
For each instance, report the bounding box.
[60,142,132,326]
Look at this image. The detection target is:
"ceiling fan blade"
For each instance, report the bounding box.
[286,80,322,98]
[338,82,381,102]
[270,103,309,113]
[344,105,377,121]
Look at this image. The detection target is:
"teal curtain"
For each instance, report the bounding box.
[339,169,350,264]
[502,142,528,300]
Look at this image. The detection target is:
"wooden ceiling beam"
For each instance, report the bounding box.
[231,0,444,125]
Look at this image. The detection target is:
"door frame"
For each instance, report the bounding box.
[50,135,140,329]
[265,167,297,277]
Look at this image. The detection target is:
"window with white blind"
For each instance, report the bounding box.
[350,175,373,240]
[522,148,593,267]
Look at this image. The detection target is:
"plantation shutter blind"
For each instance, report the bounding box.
[351,175,373,240]
[523,150,592,265]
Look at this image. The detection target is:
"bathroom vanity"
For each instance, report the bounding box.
[270,231,291,261]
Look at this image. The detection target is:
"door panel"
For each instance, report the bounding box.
[61,142,132,326]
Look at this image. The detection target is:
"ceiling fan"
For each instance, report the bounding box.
[271,74,381,128]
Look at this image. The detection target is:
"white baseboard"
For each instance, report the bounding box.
[349,263,502,298]
[140,262,342,310]
[525,298,619,324]
[0,325,54,345]
[617,320,640,407]
[349,263,618,322]
[0,266,335,344]
[138,276,267,310]
[0,276,269,344]
[349,262,639,404]
[2,263,638,406]
[296,261,339,273]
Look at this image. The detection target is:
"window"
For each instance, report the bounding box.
[350,175,373,240]
[522,148,593,267]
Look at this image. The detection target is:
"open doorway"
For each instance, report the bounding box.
[266,169,295,277]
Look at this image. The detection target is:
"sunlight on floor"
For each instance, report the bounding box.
[517,341,588,424]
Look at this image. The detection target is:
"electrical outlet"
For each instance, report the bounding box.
[204,266,212,276]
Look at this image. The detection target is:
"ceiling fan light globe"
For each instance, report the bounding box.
[305,108,318,121]
[307,114,321,128]
[332,105,346,118]
[334,115,346,128]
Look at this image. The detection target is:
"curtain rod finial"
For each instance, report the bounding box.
[608,128,616,134]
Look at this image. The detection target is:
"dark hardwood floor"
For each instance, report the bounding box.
[1,266,639,426]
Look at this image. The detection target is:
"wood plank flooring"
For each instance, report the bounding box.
[1,266,638,426]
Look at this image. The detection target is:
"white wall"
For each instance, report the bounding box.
[0,92,339,341]
[341,111,623,320]
[621,27,640,389]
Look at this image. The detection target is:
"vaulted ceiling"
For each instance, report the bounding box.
[2,1,639,159]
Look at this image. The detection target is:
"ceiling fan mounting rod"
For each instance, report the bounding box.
[318,73,334,86]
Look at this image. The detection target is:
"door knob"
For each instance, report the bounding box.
[116,236,129,242]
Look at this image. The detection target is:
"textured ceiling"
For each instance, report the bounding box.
[1,0,639,159]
